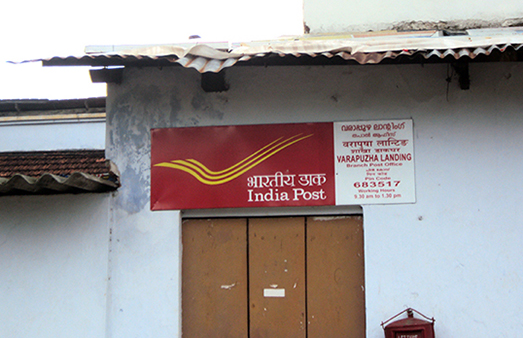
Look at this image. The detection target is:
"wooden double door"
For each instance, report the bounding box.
[182,216,364,338]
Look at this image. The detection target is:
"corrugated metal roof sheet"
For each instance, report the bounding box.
[0,150,119,195]
[33,27,523,73]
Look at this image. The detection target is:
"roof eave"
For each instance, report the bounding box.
[43,47,523,70]
[0,171,119,196]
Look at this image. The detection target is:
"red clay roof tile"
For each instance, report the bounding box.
[0,150,110,177]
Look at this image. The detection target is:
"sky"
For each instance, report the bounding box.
[0,0,303,100]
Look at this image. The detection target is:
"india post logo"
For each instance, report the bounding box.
[153,134,313,185]
[151,123,335,210]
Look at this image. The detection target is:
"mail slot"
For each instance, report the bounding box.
[382,308,435,338]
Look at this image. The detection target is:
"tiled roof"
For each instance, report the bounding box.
[0,150,119,195]
[0,150,108,177]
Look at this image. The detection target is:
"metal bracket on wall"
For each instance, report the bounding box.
[201,70,229,92]
[452,61,470,90]
[90,67,124,84]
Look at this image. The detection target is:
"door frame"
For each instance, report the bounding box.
[179,204,365,337]
[182,205,362,219]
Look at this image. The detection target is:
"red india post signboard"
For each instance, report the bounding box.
[151,123,335,210]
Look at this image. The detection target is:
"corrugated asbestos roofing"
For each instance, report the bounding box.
[36,27,523,73]
[0,150,120,195]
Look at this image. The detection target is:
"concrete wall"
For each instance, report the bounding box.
[0,120,105,152]
[105,62,523,337]
[303,0,523,32]
[0,193,111,338]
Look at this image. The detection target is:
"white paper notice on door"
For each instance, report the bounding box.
[264,288,285,297]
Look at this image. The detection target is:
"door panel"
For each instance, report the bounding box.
[307,216,365,338]
[182,216,364,338]
[182,218,248,338]
[249,217,306,338]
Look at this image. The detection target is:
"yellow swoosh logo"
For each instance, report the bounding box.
[154,133,313,185]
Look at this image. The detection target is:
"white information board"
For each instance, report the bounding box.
[334,119,415,205]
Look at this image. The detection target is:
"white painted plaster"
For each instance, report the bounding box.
[105,62,523,337]
[304,0,523,32]
[0,194,111,338]
[103,207,182,338]
[0,120,105,151]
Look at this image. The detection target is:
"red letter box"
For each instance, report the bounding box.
[382,308,435,338]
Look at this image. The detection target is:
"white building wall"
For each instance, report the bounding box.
[0,120,105,152]
[106,62,523,337]
[304,0,523,32]
[0,194,111,338]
